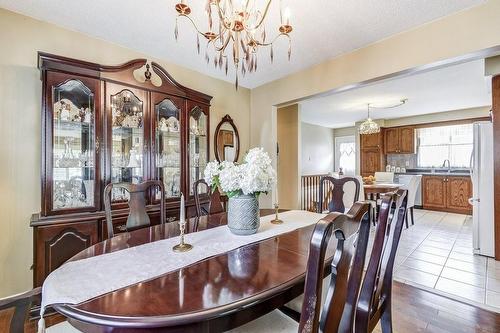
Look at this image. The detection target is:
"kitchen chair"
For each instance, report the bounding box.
[401,175,421,228]
[103,180,165,239]
[193,179,225,217]
[355,190,408,333]
[227,202,371,333]
[374,172,395,183]
[318,176,361,213]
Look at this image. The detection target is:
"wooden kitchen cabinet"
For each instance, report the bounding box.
[447,176,473,214]
[422,176,448,210]
[384,126,415,154]
[360,132,385,177]
[422,175,472,214]
[360,132,381,149]
[384,128,399,154]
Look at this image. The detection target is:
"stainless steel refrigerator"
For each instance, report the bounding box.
[470,121,495,257]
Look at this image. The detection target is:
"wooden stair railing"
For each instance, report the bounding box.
[301,174,332,212]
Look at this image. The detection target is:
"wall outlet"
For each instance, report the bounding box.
[405,161,410,167]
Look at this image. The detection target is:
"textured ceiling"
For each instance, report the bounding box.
[300,59,491,128]
[0,0,486,88]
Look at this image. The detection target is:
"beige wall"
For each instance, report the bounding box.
[251,0,500,208]
[333,127,356,138]
[486,55,500,76]
[277,105,300,209]
[300,122,334,176]
[0,8,251,298]
[384,106,490,127]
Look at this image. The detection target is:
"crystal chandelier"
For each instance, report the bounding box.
[358,99,407,135]
[359,104,380,135]
[174,0,293,89]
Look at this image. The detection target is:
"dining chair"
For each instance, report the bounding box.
[103,180,165,239]
[318,176,361,213]
[402,175,421,228]
[355,189,408,333]
[193,179,225,217]
[374,172,395,183]
[227,201,371,333]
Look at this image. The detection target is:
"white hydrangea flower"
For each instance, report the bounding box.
[203,147,275,197]
[218,162,243,193]
[203,161,220,185]
[240,148,276,195]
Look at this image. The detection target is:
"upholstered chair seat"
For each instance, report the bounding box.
[46,321,82,332]
[226,310,298,332]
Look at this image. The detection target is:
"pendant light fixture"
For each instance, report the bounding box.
[359,103,380,135]
[358,99,407,135]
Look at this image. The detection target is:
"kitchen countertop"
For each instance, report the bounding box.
[394,168,470,177]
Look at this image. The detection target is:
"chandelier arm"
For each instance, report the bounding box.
[178,14,218,40]
[253,32,289,47]
[249,0,273,30]
[214,1,233,31]
[243,0,250,13]
[214,32,232,52]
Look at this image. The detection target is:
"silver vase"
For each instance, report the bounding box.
[227,194,260,235]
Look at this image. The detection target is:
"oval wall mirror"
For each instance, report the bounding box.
[214,115,240,162]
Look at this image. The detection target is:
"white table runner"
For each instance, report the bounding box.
[39,210,325,332]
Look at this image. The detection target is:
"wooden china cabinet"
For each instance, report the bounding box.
[30,53,212,287]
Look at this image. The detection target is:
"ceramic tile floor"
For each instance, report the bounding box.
[367,209,500,312]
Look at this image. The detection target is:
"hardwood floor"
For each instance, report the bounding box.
[2,281,499,332]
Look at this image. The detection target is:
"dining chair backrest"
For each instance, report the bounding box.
[355,189,408,333]
[104,180,165,239]
[374,172,394,183]
[405,175,421,208]
[354,175,365,201]
[193,179,225,217]
[298,202,371,333]
[318,176,361,213]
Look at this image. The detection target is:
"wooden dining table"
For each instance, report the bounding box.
[363,183,401,200]
[52,209,337,333]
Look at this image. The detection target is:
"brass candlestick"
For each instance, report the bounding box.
[173,220,193,252]
[271,203,283,224]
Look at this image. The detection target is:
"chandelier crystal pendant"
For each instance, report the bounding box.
[174,0,293,89]
[359,104,380,135]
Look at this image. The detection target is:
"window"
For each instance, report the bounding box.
[416,124,473,168]
[335,136,356,175]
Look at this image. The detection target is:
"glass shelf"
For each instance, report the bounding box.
[189,106,208,196]
[154,98,181,199]
[52,79,95,210]
[110,90,144,201]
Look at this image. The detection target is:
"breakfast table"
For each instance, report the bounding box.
[39,209,339,333]
[363,183,402,200]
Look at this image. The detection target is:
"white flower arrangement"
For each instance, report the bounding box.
[204,147,276,198]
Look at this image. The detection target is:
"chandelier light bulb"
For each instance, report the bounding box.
[283,7,291,25]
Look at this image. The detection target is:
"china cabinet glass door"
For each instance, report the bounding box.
[51,77,98,212]
[188,104,209,196]
[110,88,146,201]
[153,95,183,200]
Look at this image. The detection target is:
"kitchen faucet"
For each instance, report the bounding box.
[442,159,451,172]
